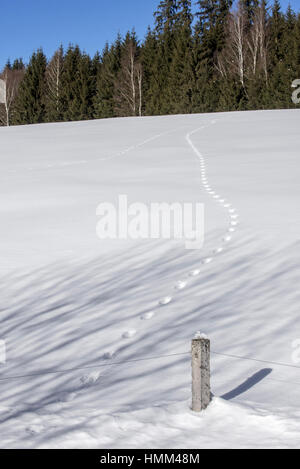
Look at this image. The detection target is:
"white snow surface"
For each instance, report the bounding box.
[0,110,300,448]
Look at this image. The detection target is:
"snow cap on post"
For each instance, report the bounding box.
[194,331,209,340]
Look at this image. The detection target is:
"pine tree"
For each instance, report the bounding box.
[141,28,160,115]
[13,49,47,124]
[269,0,285,65]
[60,45,82,120]
[241,0,259,27]
[153,0,179,114]
[2,0,300,124]
[168,0,194,113]
[93,36,122,118]
[5,59,12,70]
[194,0,232,112]
[60,45,94,121]
[295,13,300,77]
[76,52,94,119]
[154,0,178,35]
[12,58,25,71]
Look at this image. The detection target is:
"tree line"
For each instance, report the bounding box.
[0,0,299,126]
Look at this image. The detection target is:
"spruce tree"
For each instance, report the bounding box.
[60,45,94,121]
[13,49,47,124]
[194,0,232,112]
[93,36,122,118]
[141,28,160,115]
[12,58,25,71]
[168,0,194,113]
[60,45,82,121]
[153,0,179,114]
[242,0,259,27]
[154,0,178,35]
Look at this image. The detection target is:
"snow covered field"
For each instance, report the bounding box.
[0,109,300,448]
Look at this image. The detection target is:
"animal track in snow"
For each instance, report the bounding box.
[202,258,213,265]
[80,371,101,387]
[26,424,44,435]
[57,391,77,402]
[189,269,201,277]
[102,351,116,360]
[122,330,137,339]
[185,124,239,280]
[141,312,155,320]
[175,281,187,291]
[159,296,173,306]
[95,120,239,373]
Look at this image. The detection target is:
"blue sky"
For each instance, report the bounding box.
[0,0,299,69]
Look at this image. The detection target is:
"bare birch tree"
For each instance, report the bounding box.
[45,47,64,119]
[216,0,270,92]
[228,7,247,88]
[216,7,248,89]
[247,1,269,82]
[136,62,143,118]
[114,39,143,117]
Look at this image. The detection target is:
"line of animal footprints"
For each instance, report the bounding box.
[109,122,240,357]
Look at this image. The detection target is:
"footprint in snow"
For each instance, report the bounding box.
[175,281,187,291]
[57,391,77,402]
[189,269,201,277]
[102,351,116,360]
[122,330,137,339]
[26,424,44,435]
[141,312,155,320]
[202,258,213,265]
[159,297,172,306]
[80,371,101,387]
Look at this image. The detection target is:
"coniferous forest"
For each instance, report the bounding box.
[0,0,299,126]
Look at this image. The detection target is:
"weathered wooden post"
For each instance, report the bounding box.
[192,333,211,412]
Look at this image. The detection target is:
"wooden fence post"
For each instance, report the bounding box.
[192,334,211,412]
